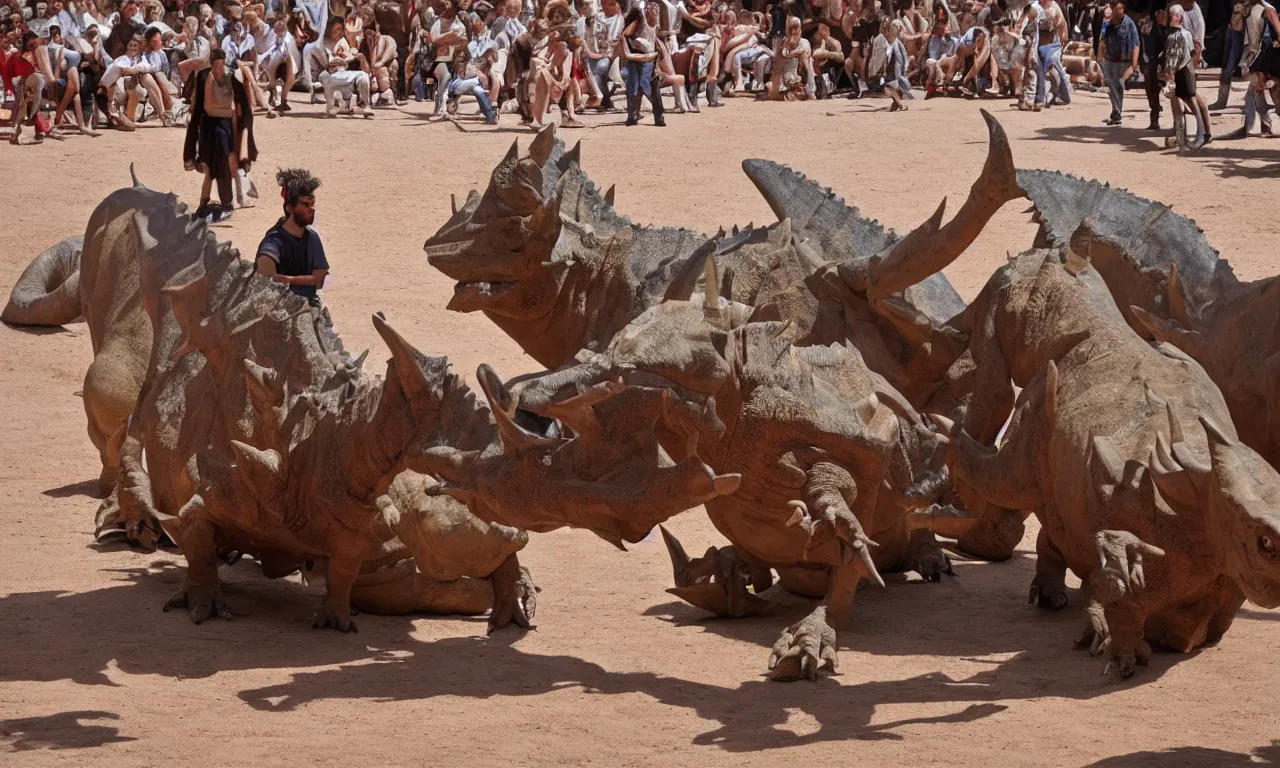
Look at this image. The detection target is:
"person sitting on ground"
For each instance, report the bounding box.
[99,32,168,129]
[47,23,99,134]
[358,22,398,106]
[445,39,499,123]
[140,25,179,120]
[257,16,296,112]
[318,16,374,117]
[256,168,329,307]
[921,18,956,97]
[776,14,815,99]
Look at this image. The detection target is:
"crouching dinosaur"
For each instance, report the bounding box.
[425,113,1027,561]
[108,190,739,633]
[509,261,980,681]
[1018,169,1280,474]
[928,246,1280,677]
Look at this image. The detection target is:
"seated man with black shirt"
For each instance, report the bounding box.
[256,168,329,306]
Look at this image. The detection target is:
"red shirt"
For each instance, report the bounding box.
[4,50,36,81]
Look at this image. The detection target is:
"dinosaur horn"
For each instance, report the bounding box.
[372,313,447,422]
[476,363,559,454]
[604,184,616,206]
[161,261,211,362]
[230,440,287,502]
[528,124,557,167]
[451,193,458,215]
[867,110,1019,302]
[130,162,142,188]
[703,253,726,327]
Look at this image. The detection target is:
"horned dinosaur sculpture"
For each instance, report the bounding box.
[101,181,741,634]
[3,166,162,494]
[78,179,547,631]
[926,246,1280,677]
[1018,170,1280,474]
[510,261,980,681]
[426,113,1027,561]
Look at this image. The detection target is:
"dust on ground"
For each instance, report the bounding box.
[2,89,1278,767]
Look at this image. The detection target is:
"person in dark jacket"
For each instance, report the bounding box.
[183,49,258,220]
[1138,6,1169,129]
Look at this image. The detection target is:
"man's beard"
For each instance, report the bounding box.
[292,211,311,227]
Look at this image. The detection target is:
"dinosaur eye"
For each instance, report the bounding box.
[1260,536,1276,556]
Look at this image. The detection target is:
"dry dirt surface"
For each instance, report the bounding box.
[2,89,1279,767]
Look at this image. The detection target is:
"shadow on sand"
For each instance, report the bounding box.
[0,549,1203,752]
[1031,123,1280,178]
[0,711,137,751]
[1087,741,1280,767]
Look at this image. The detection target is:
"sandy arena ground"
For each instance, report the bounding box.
[2,85,1279,767]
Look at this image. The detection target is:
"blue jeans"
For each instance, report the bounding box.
[447,75,497,123]
[1221,28,1245,83]
[1101,59,1128,118]
[587,55,614,107]
[1035,41,1071,106]
[623,59,663,123]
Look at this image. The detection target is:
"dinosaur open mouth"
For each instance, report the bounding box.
[454,280,516,298]
[448,280,518,311]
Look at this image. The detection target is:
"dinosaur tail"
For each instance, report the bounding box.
[3,236,85,326]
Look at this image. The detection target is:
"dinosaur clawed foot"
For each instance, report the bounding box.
[488,556,538,634]
[311,603,358,632]
[660,526,774,618]
[767,605,839,682]
[164,582,233,624]
[906,529,953,583]
[1075,600,1149,679]
[1028,575,1070,610]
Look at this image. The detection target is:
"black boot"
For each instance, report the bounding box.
[688,82,699,109]
[1147,110,1161,131]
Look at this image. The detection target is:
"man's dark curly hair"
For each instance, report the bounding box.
[276,168,321,207]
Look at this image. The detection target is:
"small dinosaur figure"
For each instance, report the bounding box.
[928,246,1280,677]
[510,260,978,681]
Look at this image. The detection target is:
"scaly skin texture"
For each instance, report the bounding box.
[932,248,1280,678]
[510,279,977,682]
[427,113,1027,560]
[92,183,535,632]
[1019,169,1280,473]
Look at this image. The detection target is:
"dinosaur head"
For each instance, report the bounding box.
[417,362,741,549]
[1148,415,1280,608]
[1197,420,1280,608]
[507,260,762,466]
[425,126,566,319]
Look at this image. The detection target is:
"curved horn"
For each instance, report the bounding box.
[130,162,142,187]
[476,364,559,454]
[604,184,616,206]
[867,110,1019,302]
